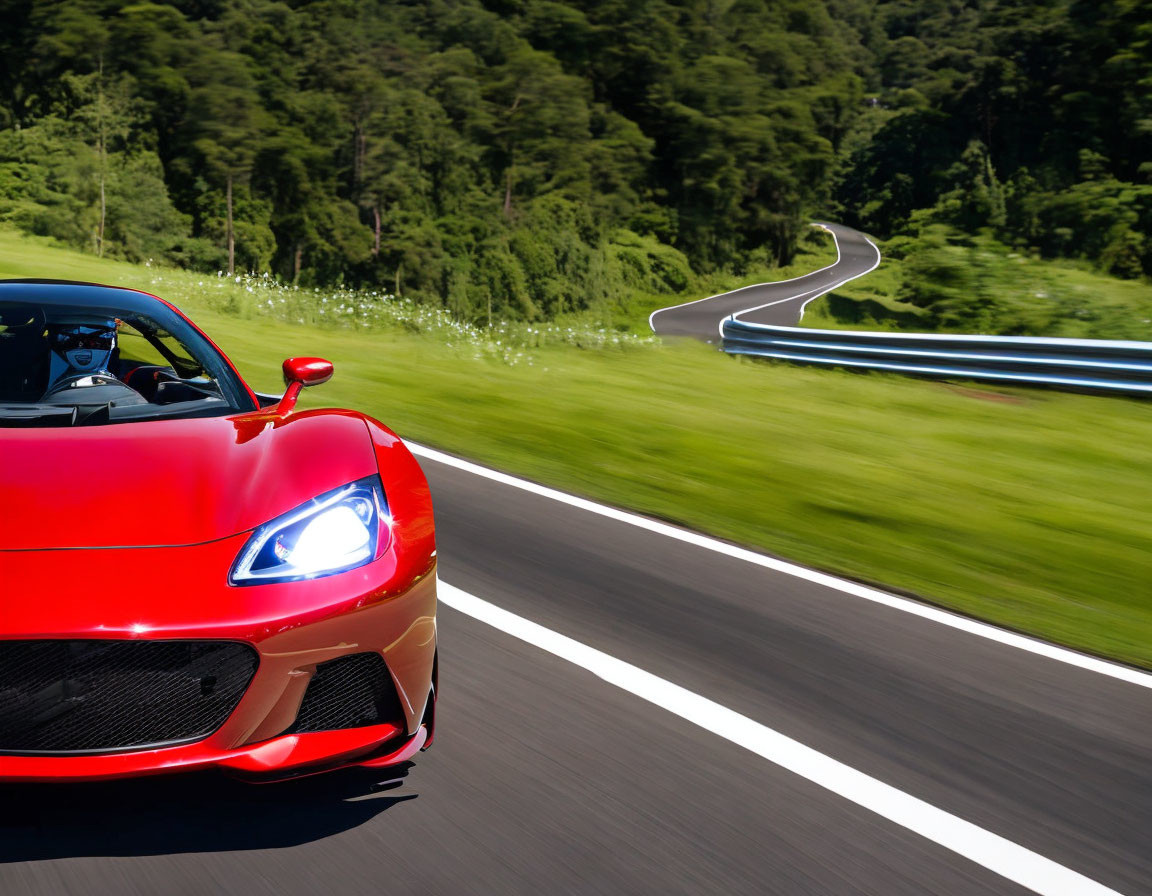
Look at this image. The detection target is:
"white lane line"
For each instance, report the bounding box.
[439,580,1124,896]
[797,232,882,321]
[714,278,853,341]
[406,441,1152,690]
[727,231,882,325]
[648,223,841,332]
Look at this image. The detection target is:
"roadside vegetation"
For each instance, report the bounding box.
[0,0,865,323]
[4,1,1152,337]
[5,228,1152,670]
[803,227,1152,340]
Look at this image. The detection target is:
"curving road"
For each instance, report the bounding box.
[3,444,1151,895]
[649,223,881,340]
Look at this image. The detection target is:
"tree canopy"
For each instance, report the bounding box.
[837,0,1152,281]
[0,0,1149,321]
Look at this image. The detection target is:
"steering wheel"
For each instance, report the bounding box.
[41,373,127,398]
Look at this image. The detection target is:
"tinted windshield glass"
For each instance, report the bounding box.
[0,287,255,426]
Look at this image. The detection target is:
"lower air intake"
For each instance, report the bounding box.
[0,640,257,754]
[289,652,404,733]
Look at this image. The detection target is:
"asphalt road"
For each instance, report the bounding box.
[649,222,880,340]
[3,448,1151,895]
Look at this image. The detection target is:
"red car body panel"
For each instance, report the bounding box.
[1,411,379,550]
[0,283,438,782]
[0,571,436,783]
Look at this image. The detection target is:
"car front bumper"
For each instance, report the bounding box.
[0,535,436,782]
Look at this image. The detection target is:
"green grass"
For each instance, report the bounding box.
[800,254,928,331]
[803,236,1152,339]
[5,228,1152,669]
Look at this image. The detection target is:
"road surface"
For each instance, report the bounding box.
[649,223,880,340]
[2,445,1150,895]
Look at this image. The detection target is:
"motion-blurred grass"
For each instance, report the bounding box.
[4,229,1152,668]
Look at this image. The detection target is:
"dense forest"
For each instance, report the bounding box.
[0,0,1149,323]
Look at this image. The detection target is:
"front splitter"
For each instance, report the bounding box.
[0,722,426,784]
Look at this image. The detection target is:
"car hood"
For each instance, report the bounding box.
[0,410,379,549]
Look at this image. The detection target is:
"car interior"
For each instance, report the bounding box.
[0,302,234,425]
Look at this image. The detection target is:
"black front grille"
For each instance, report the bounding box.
[0,640,257,754]
[289,652,404,734]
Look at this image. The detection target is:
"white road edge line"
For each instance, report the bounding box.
[715,277,852,342]
[717,230,883,341]
[438,579,1124,896]
[795,232,882,322]
[405,441,1152,691]
[731,230,882,323]
[648,222,840,332]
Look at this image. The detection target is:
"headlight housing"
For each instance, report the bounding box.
[229,476,389,585]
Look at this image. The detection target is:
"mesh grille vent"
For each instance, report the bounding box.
[0,640,257,754]
[289,652,404,734]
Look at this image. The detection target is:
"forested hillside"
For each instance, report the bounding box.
[0,0,1149,324]
[841,0,1151,275]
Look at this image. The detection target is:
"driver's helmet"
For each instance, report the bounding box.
[46,321,118,388]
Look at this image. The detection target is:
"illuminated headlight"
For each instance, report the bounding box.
[229,476,389,584]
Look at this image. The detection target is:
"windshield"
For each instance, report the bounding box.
[0,287,256,427]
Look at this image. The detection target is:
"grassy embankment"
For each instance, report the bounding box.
[3,228,1152,668]
[803,236,1152,340]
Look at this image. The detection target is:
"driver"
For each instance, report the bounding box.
[45,320,119,392]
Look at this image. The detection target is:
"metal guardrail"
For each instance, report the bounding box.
[721,318,1152,395]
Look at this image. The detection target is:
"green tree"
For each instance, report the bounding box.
[185,43,271,273]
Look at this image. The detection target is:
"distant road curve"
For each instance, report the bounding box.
[649,222,881,341]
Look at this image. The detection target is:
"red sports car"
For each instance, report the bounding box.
[0,279,437,782]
